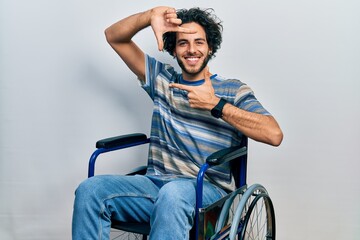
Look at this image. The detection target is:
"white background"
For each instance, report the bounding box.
[1,0,359,239]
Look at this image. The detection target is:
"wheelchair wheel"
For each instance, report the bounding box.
[228,184,275,240]
[241,193,275,239]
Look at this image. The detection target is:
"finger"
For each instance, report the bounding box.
[154,31,164,51]
[169,83,192,91]
[165,12,178,20]
[165,8,177,14]
[177,26,197,34]
[166,25,197,35]
[167,18,182,25]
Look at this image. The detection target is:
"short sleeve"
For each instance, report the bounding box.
[234,84,271,115]
[140,55,163,100]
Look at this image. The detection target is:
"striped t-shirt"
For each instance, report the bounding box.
[140,55,270,191]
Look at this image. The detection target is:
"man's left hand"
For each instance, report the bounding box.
[169,67,220,110]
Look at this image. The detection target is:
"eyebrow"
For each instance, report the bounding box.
[177,38,206,43]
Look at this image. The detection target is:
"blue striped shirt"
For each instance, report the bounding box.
[140,55,270,191]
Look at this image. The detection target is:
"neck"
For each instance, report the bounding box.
[181,69,207,81]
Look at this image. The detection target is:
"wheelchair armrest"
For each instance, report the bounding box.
[88,133,149,178]
[206,145,247,166]
[96,133,148,149]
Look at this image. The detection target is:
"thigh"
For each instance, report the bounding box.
[157,178,227,208]
[76,174,160,222]
[149,178,227,239]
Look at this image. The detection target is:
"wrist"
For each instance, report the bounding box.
[208,97,220,110]
[144,9,155,25]
[211,98,227,118]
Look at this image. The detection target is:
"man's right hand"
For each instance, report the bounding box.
[105,6,197,81]
[150,7,197,51]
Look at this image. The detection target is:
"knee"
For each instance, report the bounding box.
[156,180,196,208]
[74,176,106,204]
[152,180,196,229]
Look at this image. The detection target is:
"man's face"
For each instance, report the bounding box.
[174,22,212,80]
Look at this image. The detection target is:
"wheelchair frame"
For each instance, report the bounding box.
[88,133,275,240]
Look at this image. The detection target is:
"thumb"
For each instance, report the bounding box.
[204,66,212,84]
[154,31,164,51]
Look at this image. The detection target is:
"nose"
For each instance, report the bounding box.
[188,42,196,54]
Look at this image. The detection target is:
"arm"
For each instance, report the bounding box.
[104,11,149,80]
[221,105,283,146]
[104,7,196,81]
[169,68,283,146]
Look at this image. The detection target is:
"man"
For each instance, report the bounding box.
[72,6,283,240]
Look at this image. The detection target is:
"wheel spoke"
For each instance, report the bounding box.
[241,191,275,240]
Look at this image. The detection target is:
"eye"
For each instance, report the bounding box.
[178,41,187,47]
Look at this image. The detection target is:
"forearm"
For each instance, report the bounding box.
[221,103,283,146]
[104,9,156,80]
[105,10,152,44]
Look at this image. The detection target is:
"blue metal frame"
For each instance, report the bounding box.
[195,142,247,239]
[88,138,150,178]
[195,162,210,239]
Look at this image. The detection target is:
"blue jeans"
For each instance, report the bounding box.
[72,174,226,240]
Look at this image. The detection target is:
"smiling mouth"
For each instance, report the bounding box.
[184,56,201,65]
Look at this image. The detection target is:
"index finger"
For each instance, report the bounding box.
[177,26,197,34]
[169,83,193,91]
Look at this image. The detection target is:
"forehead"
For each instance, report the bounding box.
[176,22,207,41]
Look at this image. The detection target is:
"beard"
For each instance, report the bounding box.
[176,54,211,77]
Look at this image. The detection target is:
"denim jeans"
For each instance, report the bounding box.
[72,174,226,240]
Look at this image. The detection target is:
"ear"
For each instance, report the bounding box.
[208,48,213,56]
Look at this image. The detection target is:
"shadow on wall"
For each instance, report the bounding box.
[74,61,153,174]
[78,61,153,132]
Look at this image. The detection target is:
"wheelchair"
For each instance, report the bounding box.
[88,133,276,240]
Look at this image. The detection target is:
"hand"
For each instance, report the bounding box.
[150,7,197,51]
[169,67,220,110]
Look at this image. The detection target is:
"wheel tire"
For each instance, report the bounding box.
[240,193,275,240]
[228,184,276,240]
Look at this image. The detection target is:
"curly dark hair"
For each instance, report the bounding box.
[163,8,223,59]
